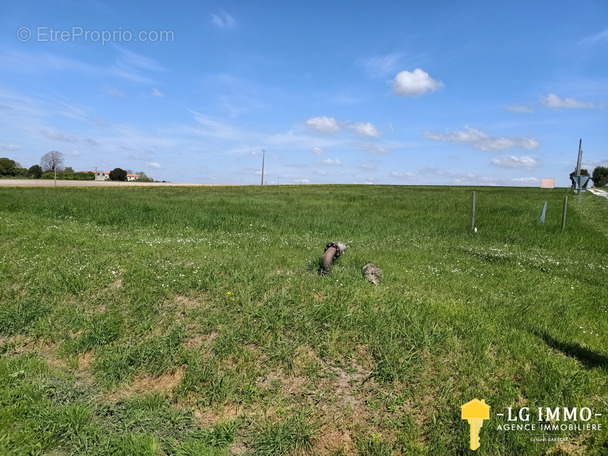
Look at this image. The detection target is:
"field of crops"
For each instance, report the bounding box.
[1,185,607,455]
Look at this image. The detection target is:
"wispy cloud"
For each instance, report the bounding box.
[491,155,539,169]
[147,162,162,169]
[312,147,324,156]
[392,68,443,96]
[1,46,165,85]
[151,88,164,97]
[41,129,78,143]
[540,93,600,109]
[512,177,539,184]
[355,141,390,154]
[105,87,125,97]
[423,126,539,151]
[321,158,341,165]
[112,47,166,83]
[505,104,533,113]
[358,53,403,77]
[390,171,416,180]
[212,11,236,29]
[1,143,21,151]
[580,28,608,45]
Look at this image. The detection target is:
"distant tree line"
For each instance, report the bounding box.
[0,151,153,182]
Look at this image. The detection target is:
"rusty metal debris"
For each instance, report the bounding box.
[322,241,347,273]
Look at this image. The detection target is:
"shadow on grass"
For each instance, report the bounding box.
[534,330,608,370]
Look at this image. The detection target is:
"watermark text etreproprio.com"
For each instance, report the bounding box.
[17,26,174,45]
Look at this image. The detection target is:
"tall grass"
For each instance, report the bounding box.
[0,185,606,455]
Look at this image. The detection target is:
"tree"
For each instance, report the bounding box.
[0,157,18,176]
[28,165,43,178]
[109,168,127,181]
[136,171,153,182]
[64,166,75,174]
[40,150,64,172]
[592,166,608,188]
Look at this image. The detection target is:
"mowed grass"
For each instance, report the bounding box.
[0,185,607,455]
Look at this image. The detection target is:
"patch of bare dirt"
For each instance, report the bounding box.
[40,345,67,369]
[256,371,310,396]
[109,279,123,289]
[104,367,185,401]
[184,332,217,351]
[294,345,323,371]
[9,339,67,370]
[313,429,355,456]
[174,295,200,309]
[77,352,96,370]
[194,403,247,428]
[85,303,106,315]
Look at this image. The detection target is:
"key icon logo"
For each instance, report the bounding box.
[461,399,490,450]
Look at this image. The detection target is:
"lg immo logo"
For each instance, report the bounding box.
[461,399,604,451]
[461,399,490,450]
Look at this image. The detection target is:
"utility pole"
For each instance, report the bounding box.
[260,149,265,185]
[574,139,587,204]
[575,139,583,176]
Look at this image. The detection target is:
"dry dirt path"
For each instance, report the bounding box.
[588,187,608,199]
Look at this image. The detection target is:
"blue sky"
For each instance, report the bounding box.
[1,1,607,186]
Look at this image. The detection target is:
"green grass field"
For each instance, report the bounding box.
[1,185,607,455]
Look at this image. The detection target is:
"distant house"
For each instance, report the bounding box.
[94,171,138,181]
[95,171,110,181]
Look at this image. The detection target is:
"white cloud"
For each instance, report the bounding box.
[66,150,80,156]
[41,129,78,143]
[423,127,539,151]
[147,162,162,169]
[321,158,341,165]
[505,104,533,113]
[212,11,236,29]
[512,177,539,184]
[390,171,416,180]
[105,87,125,97]
[312,147,324,155]
[392,68,443,96]
[1,143,21,151]
[305,116,340,133]
[540,94,598,109]
[305,117,380,138]
[349,122,379,137]
[491,155,539,169]
[151,88,164,97]
[360,163,376,170]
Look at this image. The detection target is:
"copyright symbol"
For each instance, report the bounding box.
[17,27,31,42]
